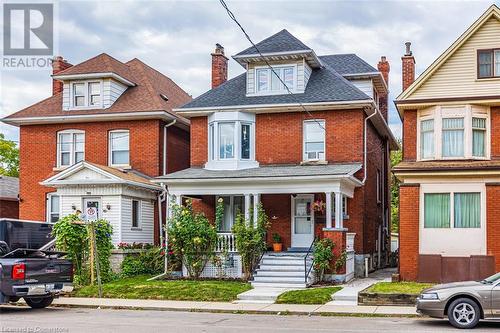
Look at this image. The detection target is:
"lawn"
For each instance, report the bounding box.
[74,275,252,302]
[275,286,342,304]
[365,282,434,295]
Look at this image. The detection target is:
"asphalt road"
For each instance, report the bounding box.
[1,306,500,333]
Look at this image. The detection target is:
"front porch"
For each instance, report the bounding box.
[157,164,362,285]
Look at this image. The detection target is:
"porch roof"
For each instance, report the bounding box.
[156,163,362,181]
[156,163,362,197]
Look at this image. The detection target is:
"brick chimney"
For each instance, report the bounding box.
[211,43,228,89]
[377,56,390,120]
[401,42,415,92]
[51,56,72,95]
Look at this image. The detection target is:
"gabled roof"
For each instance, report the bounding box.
[179,64,371,110]
[319,54,378,75]
[0,176,19,200]
[2,56,192,125]
[234,29,312,57]
[41,161,161,191]
[396,4,500,103]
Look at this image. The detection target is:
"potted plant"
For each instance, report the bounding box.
[272,233,282,252]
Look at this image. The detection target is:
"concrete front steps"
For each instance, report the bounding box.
[251,252,314,289]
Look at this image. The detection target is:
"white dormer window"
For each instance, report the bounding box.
[71,81,102,108]
[255,65,295,94]
[57,130,85,168]
[206,112,258,170]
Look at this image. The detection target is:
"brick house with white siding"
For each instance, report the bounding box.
[394,5,500,283]
[1,53,192,245]
[156,30,397,286]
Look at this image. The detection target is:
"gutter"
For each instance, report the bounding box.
[163,119,177,176]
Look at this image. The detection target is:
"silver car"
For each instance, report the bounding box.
[416,272,500,329]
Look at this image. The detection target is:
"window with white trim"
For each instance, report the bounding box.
[57,130,85,167]
[217,195,245,232]
[417,105,489,160]
[207,112,257,170]
[109,130,130,166]
[71,81,102,108]
[131,199,141,228]
[256,66,295,94]
[303,120,325,161]
[423,192,481,229]
[478,49,500,78]
[47,194,60,223]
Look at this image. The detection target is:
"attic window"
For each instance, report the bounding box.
[71,81,102,108]
[160,94,169,101]
[477,49,500,78]
[255,65,295,94]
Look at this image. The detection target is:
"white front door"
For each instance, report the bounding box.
[83,197,101,221]
[291,194,314,248]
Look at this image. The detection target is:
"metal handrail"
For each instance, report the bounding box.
[304,239,315,284]
[251,250,266,280]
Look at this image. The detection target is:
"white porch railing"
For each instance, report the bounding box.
[216,233,237,253]
[346,232,356,252]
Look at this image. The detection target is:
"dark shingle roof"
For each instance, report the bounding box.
[181,65,370,109]
[319,54,377,75]
[0,176,19,199]
[157,163,362,180]
[235,29,311,57]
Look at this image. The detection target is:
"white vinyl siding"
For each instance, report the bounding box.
[246,60,307,96]
[350,79,374,98]
[121,197,154,243]
[408,17,500,99]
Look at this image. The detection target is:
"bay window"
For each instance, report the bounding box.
[303,120,325,161]
[109,130,130,166]
[424,192,481,229]
[442,118,464,158]
[57,130,85,167]
[207,112,257,170]
[417,105,489,160]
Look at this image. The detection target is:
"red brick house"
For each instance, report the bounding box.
[1,53,191,245]
[157,30,397,286]
[394,5,500,282]
[0,176,19,219]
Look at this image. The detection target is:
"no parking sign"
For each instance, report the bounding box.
[86,206,98,221]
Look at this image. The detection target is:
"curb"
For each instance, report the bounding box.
[47,302,421,318]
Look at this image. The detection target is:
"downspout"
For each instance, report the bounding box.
[361,107,378,184]
[163,119,177,176]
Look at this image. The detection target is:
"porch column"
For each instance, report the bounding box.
[253,193,260,226]
[244,194,251,222]
[166,193,173,219]
[325,192,333,229]
[334,192,343,229]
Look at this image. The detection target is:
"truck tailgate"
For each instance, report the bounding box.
[24,258,72,283]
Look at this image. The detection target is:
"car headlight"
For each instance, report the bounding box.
[420,292,439,300]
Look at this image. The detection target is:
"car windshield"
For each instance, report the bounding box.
[481,272,500,284]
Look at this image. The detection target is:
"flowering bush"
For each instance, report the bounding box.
[52,214,114,285]
[117,242,154,250]
[168,199,218,278]
[312,200,326,214]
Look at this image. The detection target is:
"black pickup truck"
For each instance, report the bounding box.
[0,219,73,308]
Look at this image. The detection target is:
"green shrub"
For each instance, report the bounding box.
[168,199,218,278]
[121,247,164,277]
[313,238,335,281]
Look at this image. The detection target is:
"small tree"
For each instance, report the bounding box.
[0,133,19,177]
[168,199,218,278]
[313,238,335,282]
[232,203,269,280]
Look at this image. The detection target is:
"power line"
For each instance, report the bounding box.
[218,0,326,132]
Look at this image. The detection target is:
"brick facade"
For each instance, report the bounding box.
[402,110,417,161]
[188,108,389,257]
[18,119,189,222]
[0,199,19,219]
[486,185,500,272]
[211,44,228,89]
[399,184,420,281]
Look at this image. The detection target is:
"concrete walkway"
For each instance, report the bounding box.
[328,267,395,306]
[44,296,418,316]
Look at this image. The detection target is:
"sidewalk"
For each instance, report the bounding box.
[47,297,418,316]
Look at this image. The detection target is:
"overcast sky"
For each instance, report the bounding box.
[0,0,497,143]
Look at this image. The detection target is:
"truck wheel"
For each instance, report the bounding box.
[447,297,480,329]
[24,296,54,309]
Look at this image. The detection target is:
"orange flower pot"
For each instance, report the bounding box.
[273,243,283,252]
